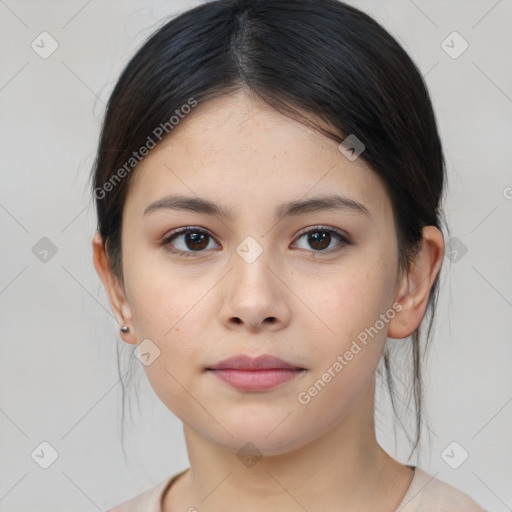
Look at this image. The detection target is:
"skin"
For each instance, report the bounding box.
[93,90,444,512]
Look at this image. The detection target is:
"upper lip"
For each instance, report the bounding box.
[207,354,304,371]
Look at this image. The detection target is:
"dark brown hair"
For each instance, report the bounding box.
[90,0,447,459]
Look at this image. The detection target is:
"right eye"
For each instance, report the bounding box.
[160,227,220,257]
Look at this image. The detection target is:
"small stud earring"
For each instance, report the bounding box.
[120,325,130,333]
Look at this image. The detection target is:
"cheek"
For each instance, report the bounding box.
[298,256,395,391]
[127,266,206,418]
[126,253,203,338]
[294,271,391,418]
[307,263,392,344]
[123,258,209,391]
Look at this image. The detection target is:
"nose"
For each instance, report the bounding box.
[218,251,291,332]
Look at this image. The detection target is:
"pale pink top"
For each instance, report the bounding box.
[106,467,487,512]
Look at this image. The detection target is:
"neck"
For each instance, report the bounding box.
[165,382,413,512]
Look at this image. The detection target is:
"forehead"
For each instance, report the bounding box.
[125,91,392,221]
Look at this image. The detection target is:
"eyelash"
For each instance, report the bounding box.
[160,225,352,258]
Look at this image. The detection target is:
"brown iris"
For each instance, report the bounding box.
[307,231,331,251]
[184,232,209,251]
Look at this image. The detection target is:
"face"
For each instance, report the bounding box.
[110,91,404,456]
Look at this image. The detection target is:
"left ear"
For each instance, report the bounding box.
[388,226,444,339]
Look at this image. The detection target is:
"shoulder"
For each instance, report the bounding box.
[396,467,487,512]
[105,476,174,512]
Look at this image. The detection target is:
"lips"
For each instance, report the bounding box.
[206,354,306,391]
[206,354,304,371]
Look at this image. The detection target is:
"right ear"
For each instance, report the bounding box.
[92,232,138,345]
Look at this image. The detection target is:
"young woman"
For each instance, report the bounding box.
[91,0,486,510]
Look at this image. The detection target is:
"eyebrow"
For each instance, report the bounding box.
[143,193,371,221]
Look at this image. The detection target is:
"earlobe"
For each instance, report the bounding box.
[92,232,138,344]
[387,226,444,340]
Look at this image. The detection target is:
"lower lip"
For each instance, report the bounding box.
[207,368,305,391]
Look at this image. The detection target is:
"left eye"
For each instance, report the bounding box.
[292,226,351,252]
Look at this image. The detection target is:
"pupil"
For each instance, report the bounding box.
[186,233,208,250]
[309,231,330,250]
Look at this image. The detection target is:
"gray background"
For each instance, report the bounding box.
[0,0,511,510]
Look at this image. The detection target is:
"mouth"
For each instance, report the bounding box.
[206,354,305,371]
[206,354,306,391]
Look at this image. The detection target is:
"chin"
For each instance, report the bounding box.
[205,422,314,459]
